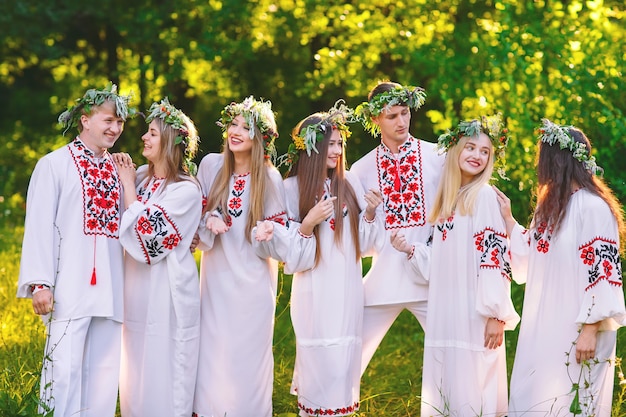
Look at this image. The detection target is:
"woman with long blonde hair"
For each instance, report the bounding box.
[393,115,518,416]
[115,97,202,417]
[192,96,287,417]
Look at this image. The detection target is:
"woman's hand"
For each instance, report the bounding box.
[484,318,504,349]
[112,152,137,189]
[576,322,600,363]
[300,196,337,236]
[255,220,274,242]
[206,215,229,235]
[492,186,516,235]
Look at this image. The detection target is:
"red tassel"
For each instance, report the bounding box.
[91,267,97,285]
[394,170,401,192]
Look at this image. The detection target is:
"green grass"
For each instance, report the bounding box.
[1,225,625,416]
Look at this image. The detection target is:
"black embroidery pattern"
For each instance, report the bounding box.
[69,140,121,238]
[436,215,454,241]
[474,227,512,281]
[376,139,426,229]
[579,237,623,290]
[135,205,181,264]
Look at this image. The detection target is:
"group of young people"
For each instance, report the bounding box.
[17,80,625,417]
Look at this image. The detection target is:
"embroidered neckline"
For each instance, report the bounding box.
[376,136,426,229]
[69,139,121,238]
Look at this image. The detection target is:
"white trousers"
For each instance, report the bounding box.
[360,301,427,375]
[39,316,121,417]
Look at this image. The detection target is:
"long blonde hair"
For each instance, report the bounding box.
[205,123,278,243]
[428,134,495,222]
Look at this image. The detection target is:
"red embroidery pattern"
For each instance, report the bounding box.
[134,204,182,264]
[266,211,287,226]
[228,175,247,219]
[298,401,359,416]
[579,236,622,290]
[532,221,553,253]
[69,140,121,237]
[376,138,426,229]
[474,227,512,281]
[436,215,454,241]
[137,177,164,202]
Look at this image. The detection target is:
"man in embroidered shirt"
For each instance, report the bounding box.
[17,83,135,417]
[351,81,444,374]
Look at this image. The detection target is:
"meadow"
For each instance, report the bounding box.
[1,224,625,416]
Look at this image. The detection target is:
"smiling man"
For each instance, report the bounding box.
[17,83,135,417]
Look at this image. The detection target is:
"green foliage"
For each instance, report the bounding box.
[0,227,46,416]
[1,0,625,219]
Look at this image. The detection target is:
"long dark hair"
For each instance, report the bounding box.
[535,127,624,246]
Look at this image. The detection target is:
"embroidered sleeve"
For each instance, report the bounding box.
[579,237,622,291]
[133,205,182,265]
[474,227,512,281]
[575,194,626,327]
[266,211,287,226]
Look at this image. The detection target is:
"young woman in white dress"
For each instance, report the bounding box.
[115,97,202,417]
[392,115,519,416]
[264,102,382,416]
[495,119,626,417]
[192,96,288,417]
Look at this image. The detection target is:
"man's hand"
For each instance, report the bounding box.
[32,289,54,315]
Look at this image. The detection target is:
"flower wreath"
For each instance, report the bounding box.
[537,118,601,175]
[145,97,200,176]
[58,82,137,135]
[277,100,358,170]
[355,85,427,136]
[216,96,279,162]
[437,113,510,179]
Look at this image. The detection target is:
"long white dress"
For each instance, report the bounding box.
[276,173,382,416]
[508,188,626,417]
[193,153,287,417]
[420,185,519,417]
[118,166,202,417]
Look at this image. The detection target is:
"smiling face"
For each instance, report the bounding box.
[326,129,343,170]
[458,132,492,186]
[79,101,125,156]
[227,114,254,155]
[141,119,163,164]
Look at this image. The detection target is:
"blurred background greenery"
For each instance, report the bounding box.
[1,0,625,228]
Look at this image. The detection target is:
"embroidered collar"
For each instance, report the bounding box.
[68,139,121,238]
[375,136,426,229]
[378,135,414,156]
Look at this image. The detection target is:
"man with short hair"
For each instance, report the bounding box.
[352,81,444,373]
[17,83,135,416]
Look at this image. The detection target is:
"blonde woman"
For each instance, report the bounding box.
[393,116,519,416]
[192,96,287,417]
[115,97,202,417]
